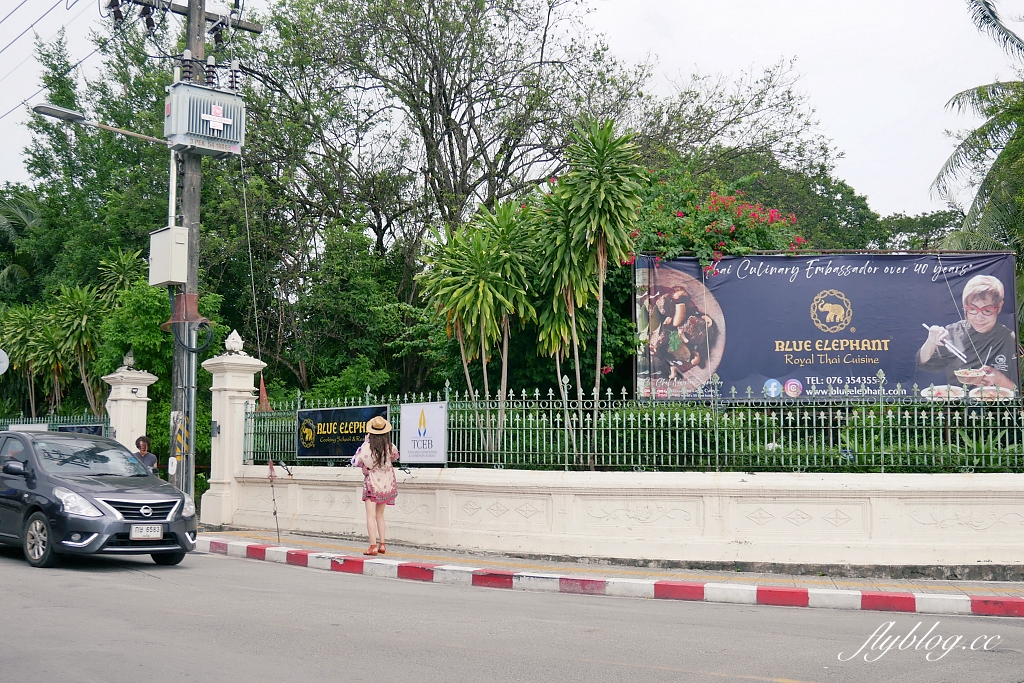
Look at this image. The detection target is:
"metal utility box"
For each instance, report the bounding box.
[163,82,245,158]
[149,226,189,286]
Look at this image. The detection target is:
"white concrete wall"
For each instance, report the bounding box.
[226,467,1024,565]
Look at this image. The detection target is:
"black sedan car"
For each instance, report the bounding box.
[0,431,197,567]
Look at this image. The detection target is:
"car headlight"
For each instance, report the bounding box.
[182,494,196,518]
[53,487,103,518]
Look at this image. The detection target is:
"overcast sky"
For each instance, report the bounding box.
[0,0,1018,216]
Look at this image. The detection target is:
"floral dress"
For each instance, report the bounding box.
[354,443,399,505]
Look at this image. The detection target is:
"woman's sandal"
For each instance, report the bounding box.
[377,543,386,554]
[363,544,379,556]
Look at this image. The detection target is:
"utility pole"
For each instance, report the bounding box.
[120,0,262,495]
[168,0,206,495]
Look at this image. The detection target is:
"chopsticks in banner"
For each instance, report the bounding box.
[922,323,968,363]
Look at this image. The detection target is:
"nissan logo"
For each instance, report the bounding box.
[140,505,153,518]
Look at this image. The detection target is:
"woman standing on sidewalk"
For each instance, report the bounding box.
[353,416,399,556]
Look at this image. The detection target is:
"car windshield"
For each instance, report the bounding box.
[33,439,149,476]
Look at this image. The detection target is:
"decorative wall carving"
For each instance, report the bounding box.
[454,496,547,525]
[516,503,539,518]
[736,502,864,535]
[746,508,775,526]
[822,509,851,527]
[396,495,432,517]
[783,509,812,526]
[580,498,698,529]
[910,509,1024,532]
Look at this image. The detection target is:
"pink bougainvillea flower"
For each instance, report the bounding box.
[675,211,684,218]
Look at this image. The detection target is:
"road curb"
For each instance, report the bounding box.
[195,538,1024,617]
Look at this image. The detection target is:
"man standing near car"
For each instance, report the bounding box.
[134,436,158,475]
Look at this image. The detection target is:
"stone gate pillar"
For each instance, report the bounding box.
[102,353,158,450]
[200,330,266,526]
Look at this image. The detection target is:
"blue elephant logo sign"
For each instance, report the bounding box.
[810,289,853,333]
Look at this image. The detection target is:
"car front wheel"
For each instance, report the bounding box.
[23,512,60,568]
[151,551,186,566]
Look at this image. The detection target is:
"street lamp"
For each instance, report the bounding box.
[32,104,168,145]
[33,102,176,240]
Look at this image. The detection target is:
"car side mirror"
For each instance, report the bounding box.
[2,460,26,476]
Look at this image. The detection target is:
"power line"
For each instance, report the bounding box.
[0,0,94,86]
[0,0,30,29]
[0,12,138,122]
[0,0,78,58]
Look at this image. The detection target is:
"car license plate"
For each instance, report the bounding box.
[130,524,164,540]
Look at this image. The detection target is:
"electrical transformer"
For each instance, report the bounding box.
[163,81,245,158]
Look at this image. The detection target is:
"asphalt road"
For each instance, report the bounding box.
[3,546,1023,683]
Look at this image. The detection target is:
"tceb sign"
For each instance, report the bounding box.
[399,401,448,464]
[635,253,1020,401]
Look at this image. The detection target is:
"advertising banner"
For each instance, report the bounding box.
[296,405,388,458]
[635,253,1020,401]
[399,401,448,464]
[56,425,105,436]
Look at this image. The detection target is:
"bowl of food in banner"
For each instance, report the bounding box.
[954,368,988,385]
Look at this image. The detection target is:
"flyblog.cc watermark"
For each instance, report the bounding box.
[839,620,1002,662]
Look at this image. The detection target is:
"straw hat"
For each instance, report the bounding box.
[367,416,393,434]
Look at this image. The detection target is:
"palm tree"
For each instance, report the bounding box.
[419,223,504,451]
[476,201,537,435]
[55,284,108,416]
[0,197,39,289]
[1,303,40,417]
[98,247,145,301]
[534,182,595,405]
[561,119,646,469]
[933,1,1024,331]
[420,202,535,451]
[30,321,71,415]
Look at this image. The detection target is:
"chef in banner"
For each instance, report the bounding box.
[917,275,1018,391]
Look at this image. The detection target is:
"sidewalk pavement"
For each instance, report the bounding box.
[199,527,1024,599]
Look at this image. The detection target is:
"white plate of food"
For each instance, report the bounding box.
[920,385,965,401]
[968,386,1016,402]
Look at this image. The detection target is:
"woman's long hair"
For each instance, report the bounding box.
[368,432,392,469]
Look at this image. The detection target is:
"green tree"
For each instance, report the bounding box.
[877,210,963,250]
[0,196,39,292]
[30,319,71,415]
[932,1,1024,336]
[534,181,595,402]
[564,121,645,376]
[53,284,108,416]
[98,247,146,302]
[562,119,645,468]
[0,304,39,416]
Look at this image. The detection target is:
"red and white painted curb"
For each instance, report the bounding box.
[197,538,1024,618]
